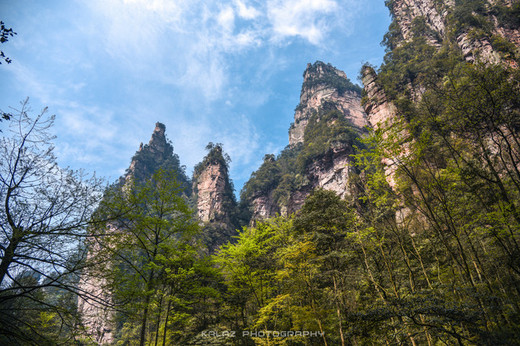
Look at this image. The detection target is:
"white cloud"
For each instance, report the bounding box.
[234,0,261,19]
[267,0,339,44]
[217,6,236,32]
[82,0,353,101]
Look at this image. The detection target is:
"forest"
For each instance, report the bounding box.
[1,0,520,345]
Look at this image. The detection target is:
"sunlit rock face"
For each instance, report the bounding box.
[248,62,368,223]
[193,145,235,225]
[192,144,239,251]
[77,238,115,345]
[361,0,520,190]
[389,0,520,65]
[289,61,368,146]
[195,162,230,223]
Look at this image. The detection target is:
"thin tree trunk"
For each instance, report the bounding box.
[154,294,163,346]
[162,297,172,346]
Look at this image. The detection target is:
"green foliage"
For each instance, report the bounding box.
[451,0,492,34]
[92,169,215,345]
[302,61,362,96]
[382,16,403,51]
[215,217,292,343]
[193,142,232,178]
[298,104,362,171]
[242,101,363,224]
[223,5,520,343]
[493,2,520,29]
[240,153,286,203]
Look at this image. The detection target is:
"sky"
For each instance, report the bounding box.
[0,0,391,197]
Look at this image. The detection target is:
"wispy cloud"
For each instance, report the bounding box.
[267,0,339,44]
[83,0,351,100]
[1,0,384,190]
[235,0,261,19]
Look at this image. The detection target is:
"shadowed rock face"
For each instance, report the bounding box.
[125,123,174,184]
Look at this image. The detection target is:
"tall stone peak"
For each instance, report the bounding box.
[193,143,238,251]
[123,122,190,192]
[289,61,368,146]
[193,144,235,223]
[242,62,368,224]
[80,122,191,344]
[144,122,168,154]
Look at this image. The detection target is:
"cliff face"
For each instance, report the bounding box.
[386,0,520,65]
[289,62,368,146]
[361,0,520,188]
[77,239,115,345]
[192,144,238,250]
[244,62,367,223]
[362,0,520,123]
[195,163,230,223]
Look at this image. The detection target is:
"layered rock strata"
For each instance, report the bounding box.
[289,62,368,146]
[247,62,368,222]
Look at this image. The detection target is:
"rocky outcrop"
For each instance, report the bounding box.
[193,145,235,224]
[123,123,190,192]
[196,163,230,222]
[388,0,520,65]
[245,62,368,223]
[361,0,520,196]
[289,62,368,146]
[77,238,115,345]
[193,144,238,250]
[390,0,452,45]
[251,194,281,221]
[361,66,406,189]
[307,142,356,200]
[125,123,168,182]
[361,66,397,130]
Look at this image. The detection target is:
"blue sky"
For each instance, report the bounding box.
[0,0,390,196]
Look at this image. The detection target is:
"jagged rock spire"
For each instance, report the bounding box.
[123,122,190,193]
[289,61,368,146]
[193,145,235,223]
[192,143,238,251]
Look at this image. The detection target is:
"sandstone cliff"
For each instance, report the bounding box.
[361,0,520,187]
[385,0,520,65]
[192,144,238,250]
[242,62,368,223]
[289,62,367,146]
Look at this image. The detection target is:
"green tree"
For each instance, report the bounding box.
[91,168,209,345]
